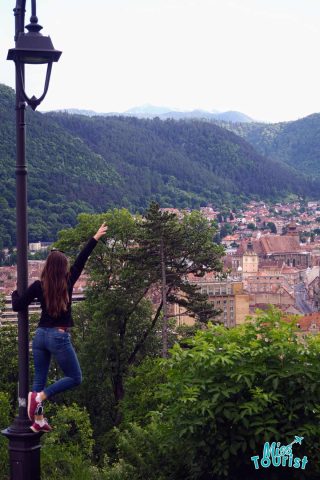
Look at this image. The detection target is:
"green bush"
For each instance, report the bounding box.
[41,403,95,479]
[103,424,166,480]
[121,358,167,427]
[0,392,10,480]
[0,326,18,409]
[108,308,320,479]
[41,445,94,480]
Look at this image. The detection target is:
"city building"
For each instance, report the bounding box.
[295,312,320,335]
[236,229,310,268]
[182,273,250,327]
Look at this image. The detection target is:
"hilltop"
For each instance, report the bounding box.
[50,105,254,123]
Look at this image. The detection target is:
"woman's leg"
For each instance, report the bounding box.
[44,329,82,399]
[29,328,51,422]
[32,335,51,393]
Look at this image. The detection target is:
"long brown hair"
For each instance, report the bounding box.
[41,251,70,317]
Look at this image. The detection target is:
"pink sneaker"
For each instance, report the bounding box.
[28,392,42,421]
[30,418,52,433]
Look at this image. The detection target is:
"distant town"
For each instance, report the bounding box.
[2,199,320,333]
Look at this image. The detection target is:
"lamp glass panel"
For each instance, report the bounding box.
[24,63,49,97]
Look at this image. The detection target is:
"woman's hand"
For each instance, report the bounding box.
[94,223,108,241]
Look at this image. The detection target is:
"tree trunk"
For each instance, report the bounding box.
[161,237,168,358]
[112,373,125,426]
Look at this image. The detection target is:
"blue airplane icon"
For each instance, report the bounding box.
[285,436,304,450]
[294,436,304,445]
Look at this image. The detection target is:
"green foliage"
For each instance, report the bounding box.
[49,110,315,209]
[225,113,320,179]
[71,299,158,437]
[0,392,10,480]
[41,445,94,480]
[247,222,256,230]
[104,424,166,480]
[0,293,5,314]
[121,358,167,427]
[0,84,119,248]
[107,308,320,479]
[220,222,233,238]
[41,403,94,480]
[0,324,18,409]
[43,403,94,458]
[266,221,277,233]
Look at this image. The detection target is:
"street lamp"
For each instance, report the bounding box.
[8,0,61,110]
[1,1,61,479]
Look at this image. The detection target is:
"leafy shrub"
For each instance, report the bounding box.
[0,392,10,479]
[121,358,167,427]
[41,403,94,479]
[108,309,320,479]
[0,325,18,409]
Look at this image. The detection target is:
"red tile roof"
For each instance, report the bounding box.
[260,236,301,254]
[237,235,302,256]
[295,312,320,331]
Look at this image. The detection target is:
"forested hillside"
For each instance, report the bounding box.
[0,84,120,247]
[46,111,314,205]
[222,114,320,176]
[0,83,317,248]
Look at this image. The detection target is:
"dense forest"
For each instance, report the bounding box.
[0,84,120,248]
[47,110,313,206]
[222,113,320,176]
[0,83,319,248]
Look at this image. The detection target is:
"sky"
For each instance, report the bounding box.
[1,0,320,122]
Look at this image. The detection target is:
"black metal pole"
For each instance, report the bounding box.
[1,1,42,479]
[16,63,29,425]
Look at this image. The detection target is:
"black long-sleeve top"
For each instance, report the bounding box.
[11,237,98,328]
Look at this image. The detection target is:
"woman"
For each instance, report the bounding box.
[12,223,107,433]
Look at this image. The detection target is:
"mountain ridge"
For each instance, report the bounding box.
[47,105,254,123]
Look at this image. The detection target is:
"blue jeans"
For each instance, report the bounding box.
[32,327,82,399]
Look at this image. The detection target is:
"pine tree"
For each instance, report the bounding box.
[134,202,224,356]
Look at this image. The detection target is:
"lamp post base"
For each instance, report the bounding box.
[2,426,42,480]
